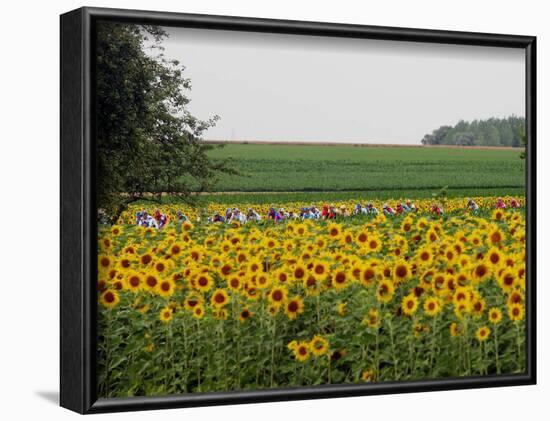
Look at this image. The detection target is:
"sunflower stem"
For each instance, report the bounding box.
[387,316,399,380]
[270,316,276,387]
[429,315,438,378]
[515,322,523,372]
[196,319,201,392]
[494,325,500,375]
[182,314,188,392]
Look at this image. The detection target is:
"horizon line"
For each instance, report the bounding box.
[202,140,521,150]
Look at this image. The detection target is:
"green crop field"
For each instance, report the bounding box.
[194,143,525,198]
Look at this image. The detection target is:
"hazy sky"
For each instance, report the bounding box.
[156,26,525,145]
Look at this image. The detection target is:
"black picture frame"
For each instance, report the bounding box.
[60,6,537,414]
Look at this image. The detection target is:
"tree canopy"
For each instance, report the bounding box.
[420,116,525,147]
[96,22,234,223]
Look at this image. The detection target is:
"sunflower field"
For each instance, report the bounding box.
[97,198,526,397]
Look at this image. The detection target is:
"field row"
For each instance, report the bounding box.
[186,144,527,193]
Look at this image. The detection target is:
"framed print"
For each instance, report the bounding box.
[60,7,536,414]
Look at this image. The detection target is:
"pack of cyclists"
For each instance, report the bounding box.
[134,197,520,229]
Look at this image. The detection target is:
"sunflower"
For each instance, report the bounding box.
[126,272,142,292]
[498,269,517,293]
[218,261,233,278]
[110,225,124,237]
[239,307,253,323]
[487,225,506,245]
[356,230,369,247]
[195,273,214,293]
[361,369,373,382]
[362,308,380,328]
[285,296,305,320]
[168,242,184,257]
[336,302,347,316]
[100,289,120,309]
[327,222,341,239]
[488,307,502,324]
[393,260,411,284]
[315,237,327,250]
[508,303,525,322]
[99,237,112,251]
[292,262,308,282]
[225,275,242,292]
[211,288,230,308]
[350,261,364,281]
[413,322,429,338]
[401,294,419,316]
[159,306,173,323]
[426,228,439,244]
[416,217,429,230]
[401,217,414,234]
[472,261,491,283]
[213,308,229,320]
[423,296,442,317]
[255,273,272,289]
[247,258,263,275]
[449,322,462,337]
[267,305,280,317]
[184,292,203,311]
[310,335,329,357]
[98,254,113,271]
[376,279,395,303]
[492,209,505,221]
[303,275,322,296]
[293,341,311,362]
[268,286,289,307]
[287,340,298,352]
[273,268,291,284]
[143,273,160,292]
[262,237,279,250]
[475,326,491,342]
[311,260,329,280]
[181,221,193,231]
[244,285,260,301]
[443,246,457,265]
[366,235,382,253]
[332,269,349,290]
[452,287,472,307]
[360,265,377,286]
[157,279,176,298]
[192,304,205,319]
[188,246,204,262]
[507,290,524,307]
[471,297,486,318]
[152,258,173,275]
[295,223,308,236]
[416,247,434,267]
[486,247,504,267]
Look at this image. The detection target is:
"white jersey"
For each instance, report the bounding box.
[144,215,159,229]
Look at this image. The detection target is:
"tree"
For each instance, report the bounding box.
[484,126,501,146]
[453,132,475,146]
[421,125,452,145]
[96,22,235,224]
[420,117,525,147]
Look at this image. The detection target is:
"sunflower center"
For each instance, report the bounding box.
[396,266,407,278]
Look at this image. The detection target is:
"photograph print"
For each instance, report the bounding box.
[95,20,530,399]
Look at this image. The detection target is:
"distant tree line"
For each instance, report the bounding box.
[421,116,525,147]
